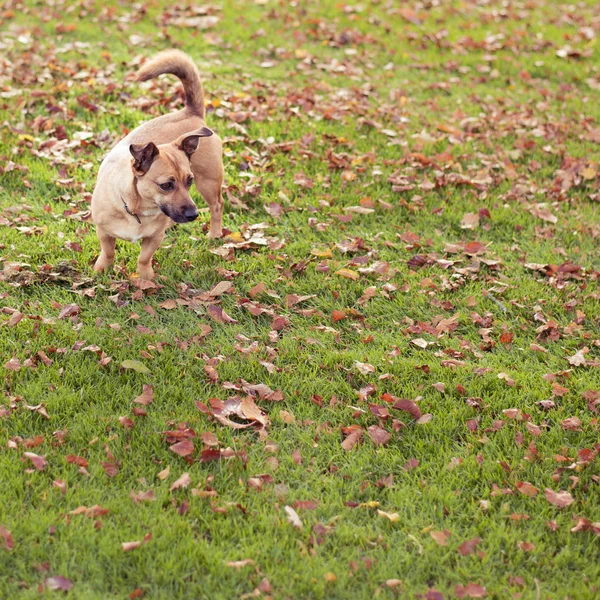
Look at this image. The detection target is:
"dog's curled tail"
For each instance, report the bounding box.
[135,50,205,117]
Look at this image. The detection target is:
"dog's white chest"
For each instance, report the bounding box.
[113,226,143,243]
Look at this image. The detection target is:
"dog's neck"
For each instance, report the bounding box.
[122,177,162,218]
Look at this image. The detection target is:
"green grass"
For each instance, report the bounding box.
[1,0,600,598]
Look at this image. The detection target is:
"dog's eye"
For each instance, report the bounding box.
[159,181,174,191]
[185,176,194,188]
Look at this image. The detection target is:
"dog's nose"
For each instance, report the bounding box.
[183,206,198,222]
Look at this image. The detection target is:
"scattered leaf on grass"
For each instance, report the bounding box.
[23,452,47,471]
[284,505,303,529]
[430,530,451,546]
[169,440,194,457]
[169,473,191,492]
[134,384,154,405]
[367,425,391,446]
[516,482,539,497]
[122,541,142,552]
[334,268,359,281]
[45,576,73,591]
[226,559,255,569]
[121,360,150,374]
[457,537,481,556]
[392,398,422,420]
[377,509,400,522]
[545,488,575,508]
[342,427,363,451]
[455,583,487,598]
[0,526,14,551]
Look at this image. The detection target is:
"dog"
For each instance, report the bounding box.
[91,50,224,280]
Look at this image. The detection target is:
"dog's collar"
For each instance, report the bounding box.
[120,195,141,224]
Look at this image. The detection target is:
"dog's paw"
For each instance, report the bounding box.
[207,228,223,240]
[93,258,110,273]
[135,267,155,281]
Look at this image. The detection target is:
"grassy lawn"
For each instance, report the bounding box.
[1,0,600,598]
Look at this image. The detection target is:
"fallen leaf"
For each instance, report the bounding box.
[430,530,450,546]
[377,509,400,522]
[455,583,487,598]
[226,559,255,569]
[392,398,422,420]
[45,576,73,591]
[284,505,303,529]
[545,488,575,508]
[367,425,391,446]
[342,427,363,451]
[567,349,587,366]
[460,212,480,230]
[169,440,194,457]
[354,361,375,375]
[334,268,359,281]
[134,384,154,405]
[516,482,539,497]
[23,452,47,471]
[207,304,238,324]
[122,541,142,552]
[457,537,481,556]
[169,472,191,492]
[0,526,14,551]
[121,360,150,374]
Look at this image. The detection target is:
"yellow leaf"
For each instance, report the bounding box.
[311,248,333,258]
[223,231,245,243]
[359,501,380,508]
[582,167,597,180]
[377,509,400,522]
[335,268,359,281]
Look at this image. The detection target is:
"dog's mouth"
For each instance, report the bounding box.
[160,205,198,223]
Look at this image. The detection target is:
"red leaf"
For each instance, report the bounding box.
[545,488,575,508]
[341,427,363,451]
[23,452,47,471]
[102,462,119,477]
[0,526,14,551]
[207,304,238,324]
[170,472,191,491]
[392,398,421,419]
[331,310,346,322]
[516,481,538,497]
[134,384,154,405]
[58,304,80,319]
[367,425,391,446]
[561,416,582,431]
[66,455,88,467]
[291,448,302,465]
[169,440,194,457]
[457,537,481,556]
[455,583,486,598]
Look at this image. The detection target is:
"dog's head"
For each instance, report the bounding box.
[129,127,213,223]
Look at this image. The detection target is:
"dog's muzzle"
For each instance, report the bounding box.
[161,205,198,223]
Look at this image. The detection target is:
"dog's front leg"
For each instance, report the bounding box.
[194,177,223,239]
[94,228,116,273]
[137,234,164,280]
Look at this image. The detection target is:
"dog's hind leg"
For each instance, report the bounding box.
[94,228,116,273]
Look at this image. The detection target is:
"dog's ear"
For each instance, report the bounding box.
[129,142,159,175]
[177,127,213,159]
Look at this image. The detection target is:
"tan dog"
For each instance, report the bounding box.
[91,50,224,279]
